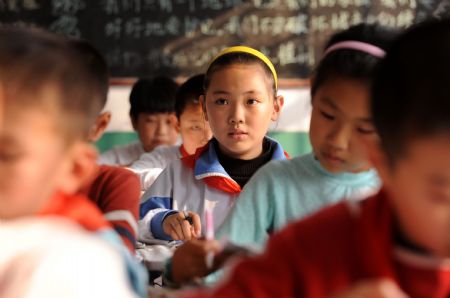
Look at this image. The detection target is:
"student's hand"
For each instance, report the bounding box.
[171,239,221,283]
[332,279,409,298]
[162,211,201,240]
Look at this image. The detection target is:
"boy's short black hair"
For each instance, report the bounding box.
[0,27,99,142]
[69,39,109,114]
[372,19,450,164]
[175,74,205,119]
[129,76,178,120]
[311,24,399,97]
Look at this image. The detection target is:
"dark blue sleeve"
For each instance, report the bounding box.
[140,197,178,240]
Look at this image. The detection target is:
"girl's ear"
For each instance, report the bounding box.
[57,142,98,195]
[88,111,111,142]
[199,95,208,121]
[271,95,284,121]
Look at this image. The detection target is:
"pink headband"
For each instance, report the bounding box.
[323,40,386,58]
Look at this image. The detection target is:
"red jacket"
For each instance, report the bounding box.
[185,190,450,298]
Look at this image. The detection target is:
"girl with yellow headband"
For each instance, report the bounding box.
[138,47,287,247]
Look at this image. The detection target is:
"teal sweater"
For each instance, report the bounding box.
[216,153,381,248]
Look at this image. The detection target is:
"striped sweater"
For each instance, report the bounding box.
[83,165,140,253]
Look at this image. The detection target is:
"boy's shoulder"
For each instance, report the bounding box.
[151,144,181,155]
[135,144,181,164]
[104,141,143,155]
[99,141,144,166]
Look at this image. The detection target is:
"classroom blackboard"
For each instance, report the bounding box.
[0,0,449,79]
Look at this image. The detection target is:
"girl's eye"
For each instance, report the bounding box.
[320,110,335,121]
[145,118,156,123]
[191,126,201,131]
[357,127,376,135]
[215,99,228,105]
[247,99,259,105]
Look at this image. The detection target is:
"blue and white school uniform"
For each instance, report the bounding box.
[138,137,287,242]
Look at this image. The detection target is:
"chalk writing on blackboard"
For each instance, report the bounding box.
[0,0,447,78]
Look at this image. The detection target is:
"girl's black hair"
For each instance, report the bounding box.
[204,52,276,96]
[311,23,399,97]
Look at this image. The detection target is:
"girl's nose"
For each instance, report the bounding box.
[228,103,245,125]
[228,118,244,125]
[327,124,351,150]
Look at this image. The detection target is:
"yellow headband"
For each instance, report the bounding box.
[209,46,278,90]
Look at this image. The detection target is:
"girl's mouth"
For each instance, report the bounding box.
[322,152,345,165]
[228,130,248,140]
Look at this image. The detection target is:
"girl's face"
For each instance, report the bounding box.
[309,77,377,173]
[202,63,282,160]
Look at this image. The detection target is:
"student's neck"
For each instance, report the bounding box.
[393,219,429,256]
[217,143,263,160]
[214,138,273,188]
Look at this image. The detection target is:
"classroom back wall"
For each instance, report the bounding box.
[96,85,312,157]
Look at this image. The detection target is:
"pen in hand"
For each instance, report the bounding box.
[183,210,194,225]
[163,210,201,240]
